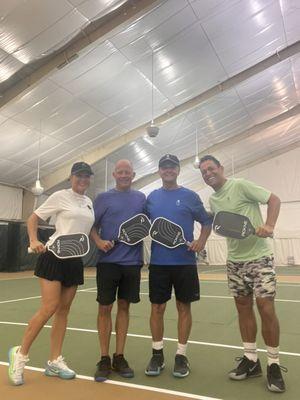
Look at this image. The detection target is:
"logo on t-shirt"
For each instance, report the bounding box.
[176,200,180,206]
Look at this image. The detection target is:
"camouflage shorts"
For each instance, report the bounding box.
[227,256,276,298]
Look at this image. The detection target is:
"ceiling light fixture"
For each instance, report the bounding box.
[31,123,44,196]
[193,128,200,169]
[146,48,159,138]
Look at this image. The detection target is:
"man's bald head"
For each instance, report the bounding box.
[113,159,135,191]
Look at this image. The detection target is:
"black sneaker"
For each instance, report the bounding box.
[94,356,112,382]
[112,354,134,378]
[145,350,165,376]
[173,354,190,378]
[229,356,262,380]
[267,363,287,393]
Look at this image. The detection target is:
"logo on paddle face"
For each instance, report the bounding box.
[173,232,181,245]
[121,228,130,242]
[241,220,248,237]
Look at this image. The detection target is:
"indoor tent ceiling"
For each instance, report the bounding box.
[0,0,299,198]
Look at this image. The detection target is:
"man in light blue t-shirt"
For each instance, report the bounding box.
[199,155,286,393]
[91,159,146,382]
[145,154,212,378]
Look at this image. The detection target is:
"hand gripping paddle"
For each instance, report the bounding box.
[149,217,190,248]
[28,233,90,259]
[117,213,151,245]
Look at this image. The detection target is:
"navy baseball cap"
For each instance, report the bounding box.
[158,154,180,167]
[71,162,94,176]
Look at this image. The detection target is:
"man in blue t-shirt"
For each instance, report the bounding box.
[91,159,146,382]
[145,154,212,378]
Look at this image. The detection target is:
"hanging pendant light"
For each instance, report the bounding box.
[31,123,44,196]
[146,48,159,138]
[193,128,200,169]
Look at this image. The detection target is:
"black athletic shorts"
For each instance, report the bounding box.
[96,262,142,305]
[149,264,200,304]
[34,251,84,287]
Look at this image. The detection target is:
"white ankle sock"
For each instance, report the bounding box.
[176,343,187,356]
[267,346,280,366]
[152,341,163,351]
[243,342,258,362]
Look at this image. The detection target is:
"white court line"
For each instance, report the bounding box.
[0,287,97,304]
[1,321,299,357]
[137,293,300,304]
[0,361,221,400]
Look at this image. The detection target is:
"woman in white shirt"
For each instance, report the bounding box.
[8,162,95,386]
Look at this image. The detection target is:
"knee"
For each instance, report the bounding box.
[40,302,59,320]
[117,299,130,312]
[151,304,166,316]
[99,304,113,317]
[235,297,253,314]
[176,302,191,316]
[55,303,72,317]
[256,298,276,319]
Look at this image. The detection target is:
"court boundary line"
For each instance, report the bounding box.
[1,287,300,304]
[1,321,299,357]
[0,287,97,304]
[0,361,222,400]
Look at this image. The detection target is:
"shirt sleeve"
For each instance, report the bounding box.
[239,179,271,204]
[191,192,213,226]
[34,192,62,222]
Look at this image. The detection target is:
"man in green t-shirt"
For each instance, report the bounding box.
[199,155,287,393]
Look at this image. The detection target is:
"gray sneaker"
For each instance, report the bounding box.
[229,356,262,380]
[173,354,190,378]
[267,363,287,393]
[145,352,165,376]
[8,346,29,386]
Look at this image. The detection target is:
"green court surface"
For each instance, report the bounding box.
[0,269,299,400]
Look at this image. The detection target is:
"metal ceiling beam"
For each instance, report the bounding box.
[132,104,300,189]
[0,0,161,107]
[42,40,300,190]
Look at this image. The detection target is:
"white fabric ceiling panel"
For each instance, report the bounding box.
[70,0,127,21]
[0,119,37,158]
[281,0,300,45]
[60,118,124,146]
[130,5,198,52]
[0,159,34,184]
[109,0,189,49]
[236,57,300,124]
[0,0,25,18]
[64,51,129,95]
[0,80,60,118]
[14,8,88,63]
[12,88,74,129]
[47,109,108,141]
[0,52,23,83]
[132,22,227,104]
[198,0,286,76]
[0,0,75,59]
[38,99,103,136]
[6,135,68,166]
[50,41,117,86]
[0,113,7,125]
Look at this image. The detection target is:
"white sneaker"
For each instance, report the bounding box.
[45,355,76,379]
[8,346,29,385]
